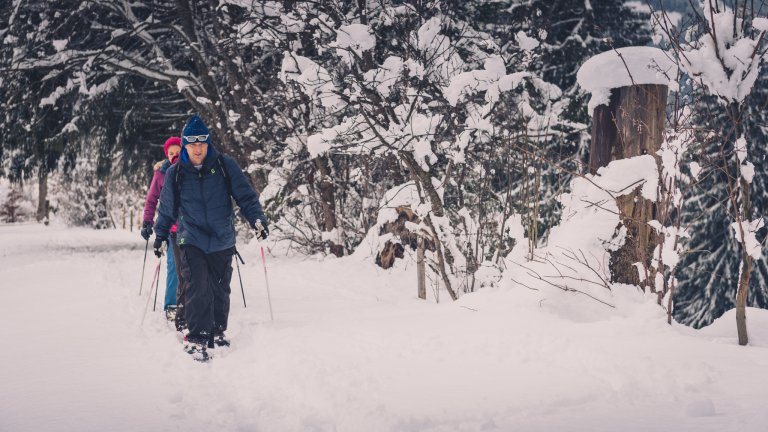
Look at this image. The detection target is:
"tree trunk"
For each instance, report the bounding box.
[356,0,375,72]
[94,147,113,229]
[417,236,426,300]
[399,151,458,301]
[736,251,751,345]
[589,84,667,172]
[314,156,343,257]
[736,175,752,345]
[36,171,48,223]
[590,84,667,291]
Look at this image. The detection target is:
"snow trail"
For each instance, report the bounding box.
[2,223,768,432]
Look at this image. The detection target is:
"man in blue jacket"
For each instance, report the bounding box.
[153,114,268,361]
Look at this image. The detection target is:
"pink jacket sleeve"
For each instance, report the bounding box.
[142,169,165,223]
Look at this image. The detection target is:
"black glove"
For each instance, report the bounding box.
[254,219,269,240]
[140,221,153,241]
[153,236,167,258]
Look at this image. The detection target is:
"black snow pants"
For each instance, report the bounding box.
[170,233,188,331]
[178,244,234,344]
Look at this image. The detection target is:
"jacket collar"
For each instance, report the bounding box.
[160,159,172,174]
[179,145,220,174]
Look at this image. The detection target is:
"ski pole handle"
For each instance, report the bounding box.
[255,219,265,241]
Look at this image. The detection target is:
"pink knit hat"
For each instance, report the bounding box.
[163,136,182,156]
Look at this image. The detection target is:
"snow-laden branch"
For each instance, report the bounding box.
[679,2,767,103]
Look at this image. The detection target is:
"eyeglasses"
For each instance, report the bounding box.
[183,134,209,143]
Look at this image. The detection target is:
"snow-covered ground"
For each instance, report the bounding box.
[1,223,767,432]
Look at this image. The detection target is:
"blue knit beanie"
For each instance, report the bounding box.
[182,115,212,146]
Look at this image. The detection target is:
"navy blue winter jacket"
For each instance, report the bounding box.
[154,145,267,254]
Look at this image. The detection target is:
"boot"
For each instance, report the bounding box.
[164,305,177,322]
[183,335,210,362]
[213,333,230,347]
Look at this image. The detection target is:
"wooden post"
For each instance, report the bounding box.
[130,210,134,232]
[590,84,667,290]
[417,236,426,300]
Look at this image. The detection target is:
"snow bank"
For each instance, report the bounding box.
[694,307,768,346]
[503,155,659,321]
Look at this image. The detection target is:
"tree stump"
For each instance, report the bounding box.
[590,84,667,289]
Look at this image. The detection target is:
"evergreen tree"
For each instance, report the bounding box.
[674,70,768,328]
[672,1,768,329]
[0,0,77,211]
[0,1,197,225]
[0,186,27,223]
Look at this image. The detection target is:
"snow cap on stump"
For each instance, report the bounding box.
[577,47,676,116]
[182,115,211,145]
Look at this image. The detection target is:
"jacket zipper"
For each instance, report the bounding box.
[199,171,210,253]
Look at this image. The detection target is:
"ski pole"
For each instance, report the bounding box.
[260,246,274,321]
[235,250,247,308]
[138,239,148,295]
[153,254,162,312]
[141,258,161,326]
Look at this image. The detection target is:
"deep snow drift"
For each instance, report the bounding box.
[1,223,767,432]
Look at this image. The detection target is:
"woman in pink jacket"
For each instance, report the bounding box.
[141,137,183,323]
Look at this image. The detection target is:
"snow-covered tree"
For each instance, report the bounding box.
[0,0,80,220]
[675,83,768,328]
[450,0,654,242]
[275,1,587,298]
[0,185,31,223]
[669,1,768,342]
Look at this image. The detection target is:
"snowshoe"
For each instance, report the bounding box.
[164,306,177,322]
[213,334,230,348]
[175,318,188,332]
[183,336,211,362]
[175,316,188,332]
